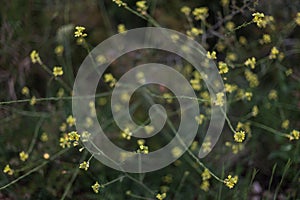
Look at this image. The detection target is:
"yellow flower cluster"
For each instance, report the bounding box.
[193,7,209,21]
[224,175,238,189]
[259,34,271,44]
[137,139,149,154]
[104,73,116,87]
[136,1,147,13]
[244,57,256,69]
[252,12,274,28]
[269,47,279,59]
[156,193,167,200]
[289,130,299,140]
[244,70,259,87]
[66,115,76,127]
[200,168,211,191]
[121,128,132,140]
[214,92,225,106]
[218,61,229,74]
[207,51,217,60]
[74,26,87,38]
[180,6,191,15]
[21,86,30,96]
[112,0,127,7]
[186,27,203,38]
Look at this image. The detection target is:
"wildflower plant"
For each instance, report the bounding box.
[0,0,300,199]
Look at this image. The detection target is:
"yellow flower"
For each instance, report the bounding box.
[245,70,259,87]
[193,7,209,21]
[226,21,235,31]
[207,51,217,60]
[295,12,300,25]
[252,12,267,28]
[40,132,48,142]
[30,50,42,64]
[220,0,229,7]
[186,27,203,38]
[225,84,238,93]
[104,73,116,87]
[200,180,210,191]
[239,36,247,45]
[171,147,183,158]
[244,57,256,69]
[281,120,289,129]
[190,79,201,91]
[285,68,293,76]
[268,89,277,100]
[19,151,29,161]
[234,130,246,143]
[60,122,67,132]
[214,92,225,106]
[118,24,126,33]
[68,131,80,141]
[30,96,37,106]
[180,6,191,15]
[136,1,147,13]
[121,128,132,140]
[79,161,89,171]
[252,105,259,117]
[259,34,271,44]
[269,47,279,59]
[112,0,127,7]
[218,61,229,74]
[289,130,300,140]
[66,115,76,127]
[74,26,87,38]
[3,164,14,175]
[59,135,71,148]
[54,45,64,56]
[92,181,101,193]
[156,193,166,200]
[201,168,211,181]
[195,114,205,125]
[53,66,63,77]
[224,175,238,189]
[137,141,149,154]
[21,86,30,96]
[202,140,212,153]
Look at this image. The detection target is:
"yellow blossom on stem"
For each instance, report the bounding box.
[224,175,238,189]
[244,57,256,69]
[3,164,14,175]
[200,180,210,191]
[269,47,279,59]
[79,161,90,171]
[214,92,225,106]
[201,168,211,181]
[252,105,259,117]
[234,130,246,143]
[68,131,80,141]
[180,6,191,15]
[136,1,147,13]
[30,50,42,64]
[193,7,209,21]
[156,193,166,200]
[92,181,101,193]
[268,89,277,100]
[30,96,37,106]
[218,61,229,74]
[289,130,299,140]
[19,151,29,161]
[59,135,71,148]
[53,66,63,77]
[112,0,127,7]
[21,86,30,96]
[207,51,217,60]
[74,26,87,38]
[66,115,76,127]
